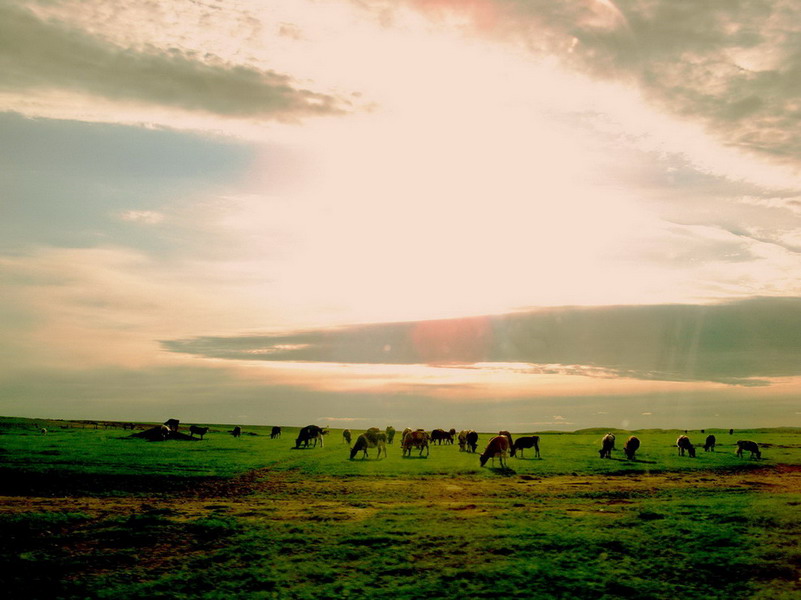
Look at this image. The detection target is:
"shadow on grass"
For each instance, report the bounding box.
[486,467,518,476]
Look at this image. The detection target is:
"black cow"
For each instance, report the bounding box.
[513,435,540,458]
[430,429,452,445]
[704,434,716,452]
[623,436,640,460]
[295,425,326,448]
[343,429,352,445]
[736,440,761,459]
[231,426,241,438]
[271,426,282,439]
[189,425,209,439]
[466,431,479,453]
[677,435,696,458]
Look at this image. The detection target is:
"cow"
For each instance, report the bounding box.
[343,429,352,445]
[160,424,171,440]
[386,426,396,445]
[466,431,479,453]
[457,430,469,451]
[447,428,457,444]
[231,426,241,438]
[402,429,430,457]
[736,440,761,459]
[704,434,716,452]
[623,436,640,460]
[350,428,387,460]
[189,425,209,440]
[677,435,696,457]
[480,435,511,469]
[599,433,615,458]
[164,419,180,432]
[295,425,326,449]
[271,426,282,439]
[513,435,541,459]
[430,429,451,445]
[498,430,515,456]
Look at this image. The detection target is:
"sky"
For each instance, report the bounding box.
[3,0,801,432]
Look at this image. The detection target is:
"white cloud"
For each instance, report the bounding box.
[120,210,165,224]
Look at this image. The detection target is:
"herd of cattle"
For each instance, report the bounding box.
[290,425,763,468]
[145,420,764,468]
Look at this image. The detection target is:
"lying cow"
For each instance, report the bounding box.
[677,435,696,458]
[623,436,640,460]
[480,435,511,469]
[513,435,540,459]
[736,440,761,459]
[189,425,209,440]
[350,428,387,460]
[599,433,615,458]
[402,429,429,457]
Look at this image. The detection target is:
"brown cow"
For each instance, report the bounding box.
[498,431,515,456]
[350,428,387,460]
[480,435,511,469]
[402,429,429,457]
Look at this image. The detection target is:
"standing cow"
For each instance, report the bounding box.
[704,434,716,452]
[623,436,640,460]
[295,425,327,448]
[231,426,241,438]
[480,435,511,469]
[343,429,352,445]
[271,426,282,439]
[386,426,396,445]
[402,429,430,457]
[513,435,541,459]
[350,428,387,460]
[677,435,696,457]
[189,425,209,440]
[599,433,615,458]
[736,440,761,459]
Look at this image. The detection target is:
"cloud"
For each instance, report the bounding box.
[0,3,347,121]
[380,0,801,172]
[163,297,801,386]
[120,210,165,224]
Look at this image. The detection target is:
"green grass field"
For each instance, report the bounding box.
[2,417,801,599]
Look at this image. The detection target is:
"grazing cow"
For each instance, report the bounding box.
[623,436,640,460]
[457,430,469,451]
[231,426,241,438]
[386,426,396,445]
[271,426,282,439]
[402,429,430,457]
[295,425,326,449]
[498,431,515,456]
[343,429,352,445]
[430,429,451,445]
[599,433,615,458]
[466,431,479,453]
[350,428,388,460]
[164,419,180,432]
[189,425,209,440]
[513,435,541,459]
[480,435,511,469]
[704,434,716,452]
[676,435,696,457]
[736,440,761,459]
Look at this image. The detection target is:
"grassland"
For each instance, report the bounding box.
[2,417,801,599]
